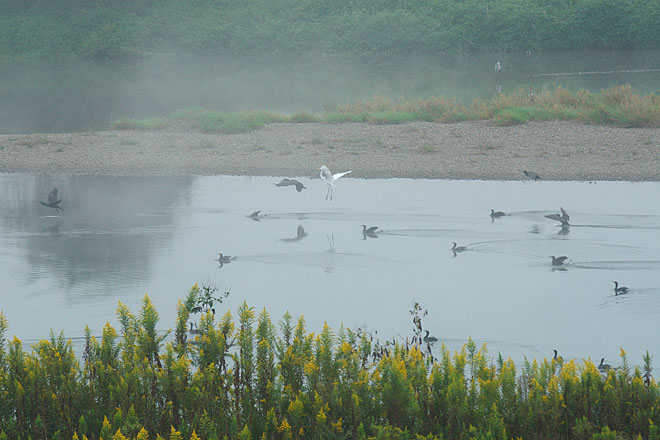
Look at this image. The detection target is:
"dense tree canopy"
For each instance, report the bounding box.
[1,0,659,60]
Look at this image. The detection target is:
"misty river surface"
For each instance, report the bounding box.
[1,174,659,367]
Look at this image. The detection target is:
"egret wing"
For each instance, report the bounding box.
[332,170,352,180]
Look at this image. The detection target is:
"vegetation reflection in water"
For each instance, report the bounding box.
[0,284,658,439]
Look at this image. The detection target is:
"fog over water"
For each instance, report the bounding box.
[1,49,659,133]
[1,174,659,367]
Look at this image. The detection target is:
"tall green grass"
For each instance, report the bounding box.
[112,117,168,130]
[112,85,660,135]
[0,285,658,439]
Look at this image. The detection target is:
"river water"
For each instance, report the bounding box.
[0,173,659,367]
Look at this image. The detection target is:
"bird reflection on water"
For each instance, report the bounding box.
[279,225,308,242]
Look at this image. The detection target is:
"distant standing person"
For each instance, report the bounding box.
[495,61,501,74]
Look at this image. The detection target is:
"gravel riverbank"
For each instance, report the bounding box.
[0,120,658,181]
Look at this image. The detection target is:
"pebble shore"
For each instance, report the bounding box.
[1,121,658,181]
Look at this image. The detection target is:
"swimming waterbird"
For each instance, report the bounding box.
[361,225,379,239]
[217,253,237,267]
[490,209,506,218]
[550,256,568,266]
[598,358,612,372]
[452,242,467,253]
[451,242,467,257]
[612,281,629,295]
[423,330,438,345]
[248,210,265,221]
[553,349,564,364]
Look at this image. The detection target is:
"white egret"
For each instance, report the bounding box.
[320,165,351,201]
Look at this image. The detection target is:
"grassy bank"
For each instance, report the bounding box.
[0,285,658,439]
[113,85,660,134]
[1,0,660,60]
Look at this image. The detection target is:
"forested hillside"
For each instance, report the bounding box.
[1,0,659,60]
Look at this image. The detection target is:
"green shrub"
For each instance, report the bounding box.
[112,117,167,130]
[0,291,659,439]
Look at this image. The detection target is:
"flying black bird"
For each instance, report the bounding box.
[275,178,306,192]
[545,207,570,226]
[40,188,63,213]
[523,170,541,181]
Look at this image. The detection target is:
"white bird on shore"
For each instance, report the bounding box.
[320,165,351,201]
